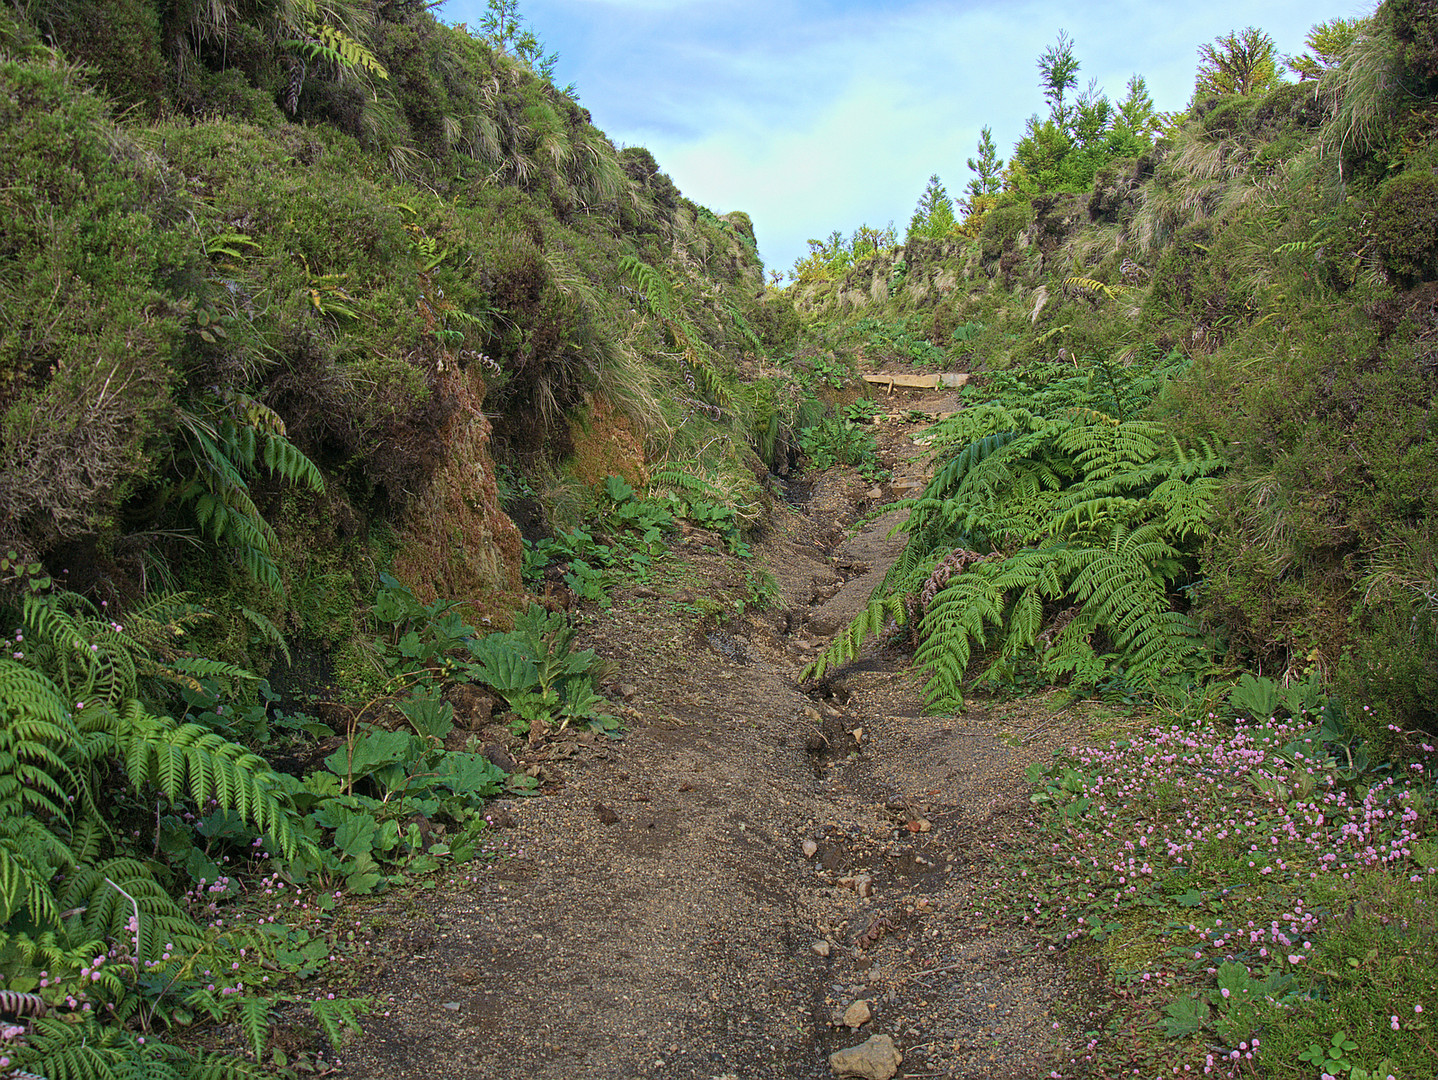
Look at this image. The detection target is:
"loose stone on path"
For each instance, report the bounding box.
[829,1033,901,1079]
[841,999,872,1028]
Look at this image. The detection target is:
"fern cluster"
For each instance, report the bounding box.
[619,255,732,414]
[802,354,1222,710]
[0,589,313,1077]
[174,391,325,596]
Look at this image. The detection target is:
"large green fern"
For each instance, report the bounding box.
[0,589,312,1058]
[619,255,732,411]
[801,354,1221,710]
[173,391,324,595]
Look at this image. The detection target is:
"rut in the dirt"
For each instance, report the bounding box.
[328,382,1088,1080]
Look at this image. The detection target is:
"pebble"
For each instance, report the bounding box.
[802,839,819,858]
[842,1000,872,1028]
[442,1001,461,1012]
[813,940,832,957]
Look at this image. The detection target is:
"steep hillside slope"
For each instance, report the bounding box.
[0,3,792,687]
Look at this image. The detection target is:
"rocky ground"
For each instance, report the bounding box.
[321,382,1108,1080]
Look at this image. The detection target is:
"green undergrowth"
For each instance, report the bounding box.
[0,564,617,1074]
[802,347,1221,711]
[1003,678,1436,1078]
[790,1,1438,744]
[522,470,757,608]
[797,399,889,483]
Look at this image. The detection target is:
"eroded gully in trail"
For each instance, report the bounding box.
[329,381,1098,1080]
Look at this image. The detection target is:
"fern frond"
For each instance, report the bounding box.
[800,594,907,682]
[109,706,306,861]
[61,859,204,968]
[1067,523,1189,681]
[286,22,388,80]
[914,564,1006,712]
[239,606,292,666]
[309,995,371,1050]
[1049,495,1146,537]
[1057,417,1164,480]
[925,429,1023,502]
[617,255,675,320]
[1146,474,1221,541]
[238,994,272,1060]
[0,827,65,925]
[261,432,324,493]
[1063,276,1137,303]
[12,1014,250,1080]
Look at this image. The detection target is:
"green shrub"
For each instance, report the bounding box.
[1337,598,1438,743]
[195,67,284,128]
[1383,0,1438,83]
[980,203,1031,260]
[1373,170,1438,285]
[752,291,802,354]
[0,56,197,557]
[40,0,166,114]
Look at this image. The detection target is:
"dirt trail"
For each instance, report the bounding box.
[329,383,1095,1080]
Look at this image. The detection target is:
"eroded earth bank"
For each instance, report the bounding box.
[328,384,1103,1080]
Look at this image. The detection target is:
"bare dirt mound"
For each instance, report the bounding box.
[326,383,1095,1080]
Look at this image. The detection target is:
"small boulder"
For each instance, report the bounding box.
[829,1034,901,1079]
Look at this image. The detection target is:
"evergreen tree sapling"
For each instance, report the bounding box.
[1286,17,1364,80]
[1116,74,1159,137]
[1037,30,1081,134]
[907,175,956,243]
[965,126,1004,211]
[478,0,568,90]
[1072,77,1114,148]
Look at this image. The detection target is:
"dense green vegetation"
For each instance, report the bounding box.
[0,0,805,1072]
[790,8,1438,1075]
[1,0,1436,1075]
[796,7,1437,750]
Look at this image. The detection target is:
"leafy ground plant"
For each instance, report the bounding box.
[797,401,890,483]
[1005,694,1436,1078]
[465,604,618,738]
[851,315,949,367]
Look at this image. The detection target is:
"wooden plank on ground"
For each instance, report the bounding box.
[863,372,969,393]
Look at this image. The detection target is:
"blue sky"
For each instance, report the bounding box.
[439,1,1370,275]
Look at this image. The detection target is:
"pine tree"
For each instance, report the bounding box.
[1072,77,1113,148]
[964,126,1004,207]
[907,175,956,243]
[1286,17,1363,80]
[1116,74,1158,136]
[1037,30,1081,134]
